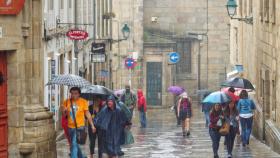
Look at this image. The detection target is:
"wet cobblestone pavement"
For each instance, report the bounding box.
[57,104,280,158]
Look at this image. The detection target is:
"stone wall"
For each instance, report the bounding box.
[0,0,56,157]
[111,0,144,90]
[143,0,230,102]
[229,0,280,154]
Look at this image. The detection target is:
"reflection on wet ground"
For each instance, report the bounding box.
[57,104,280,158]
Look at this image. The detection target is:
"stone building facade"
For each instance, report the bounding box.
[0,0,56,157]
[143,0,230,106]
[111,0,144,90]
[229,0,280,153]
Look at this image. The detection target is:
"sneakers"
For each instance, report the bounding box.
[227,154,232,158]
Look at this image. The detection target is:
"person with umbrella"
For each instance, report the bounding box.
[203,91,232,158]
[168,86,185,126]
[209,104,224,158]
[88,95,105,158]
[237,90,255,147]
[94,95,131,158]
[224,100,239,158]
[177,92,192,137]
[61,87,96,158]
[201,93,212,128]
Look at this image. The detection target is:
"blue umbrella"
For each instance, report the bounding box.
[202,91,231,105]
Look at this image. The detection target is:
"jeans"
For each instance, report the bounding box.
[97,129,105,158]
[209,128,221,157]
[139,111,147,128]
[225,126,238,155]
[204,111,210,127]
[240,117,253,145]
[69,127,84,158]
[88,126,97,155]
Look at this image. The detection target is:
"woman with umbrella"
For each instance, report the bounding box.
[237,90,255,147]
[224,98,240,158]
[203,91,231,158]
[177,92,192,137]
[168,86,185,125]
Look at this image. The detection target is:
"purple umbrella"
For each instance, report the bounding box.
[168,86,185,95]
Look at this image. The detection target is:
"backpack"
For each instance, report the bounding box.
[180,98,191,112]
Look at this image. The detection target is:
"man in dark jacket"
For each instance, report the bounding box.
[94,95,130,157]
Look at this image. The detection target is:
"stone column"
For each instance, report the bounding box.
[7,0,57,157]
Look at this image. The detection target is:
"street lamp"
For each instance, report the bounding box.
[226,0,253,24]
[122,24,130,40]
[226,0,237,18]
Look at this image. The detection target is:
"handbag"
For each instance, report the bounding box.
[219,120,230,136]
[70,99,87,145]
[124,128,134,145]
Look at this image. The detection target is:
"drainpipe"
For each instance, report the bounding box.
[74,0,78,75]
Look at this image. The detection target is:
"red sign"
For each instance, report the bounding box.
[125,58,137,69]
[0,0,25,15]
[66,30,89,40]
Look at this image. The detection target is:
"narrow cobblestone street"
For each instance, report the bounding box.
[57,103,280,158]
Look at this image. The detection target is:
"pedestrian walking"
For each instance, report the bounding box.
[177,92,192,137]
[88,96,104,158]
[137,89,147,128]
[61,87,96,158]
[94,95,130,158]
[121,85,137,118]
[224,102,239,158]
[209,104,223,158]
[237,90,255,147]
[201,93,211,128]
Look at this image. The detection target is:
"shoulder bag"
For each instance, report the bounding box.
[70,99,87,145]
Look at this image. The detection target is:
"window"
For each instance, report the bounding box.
[60,0,64,9]
[270,0,276,24]
[244,0,247,17]
[249,0,253,16]
[69,0,72,8]
[176,42,192,74]
[48,0,54,10]
[260,0,263,21]
[239,0,243,17]
[272,80,276,121]
[264,0,269,22]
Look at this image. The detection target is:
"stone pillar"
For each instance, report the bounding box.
[5,0,57,157]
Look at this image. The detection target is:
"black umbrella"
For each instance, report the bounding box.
[221,77,255,90]
[81,85,113,100]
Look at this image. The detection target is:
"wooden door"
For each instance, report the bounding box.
[0,52,7,158]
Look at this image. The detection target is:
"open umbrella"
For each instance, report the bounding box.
[168,86,185,95]
[202,91,231,105]
[47,74,90,87]
[221,77,255,90]
[81,85,113,100]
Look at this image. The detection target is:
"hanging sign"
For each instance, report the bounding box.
[66,29,88,40]
[0,0,25,15]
